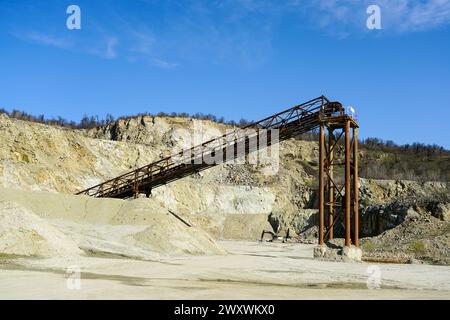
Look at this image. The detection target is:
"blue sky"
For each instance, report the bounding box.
[1,0,449,148]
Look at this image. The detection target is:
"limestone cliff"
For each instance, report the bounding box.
[1,113,448,243]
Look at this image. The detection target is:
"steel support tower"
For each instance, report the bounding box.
[318,116,359,247]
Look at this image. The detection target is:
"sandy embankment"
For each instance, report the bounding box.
[0,187,225,260]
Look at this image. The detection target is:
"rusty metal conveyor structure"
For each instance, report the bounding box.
[76,96,360,247]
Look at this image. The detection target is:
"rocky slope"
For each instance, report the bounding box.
[361,212,449,265]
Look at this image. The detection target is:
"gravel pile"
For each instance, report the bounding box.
[0,201,82,258]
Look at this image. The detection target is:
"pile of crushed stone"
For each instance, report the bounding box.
[133,220,225,256]
[111,198,227,256]
[0,201,82,258]
[361,213,449,265]
[0,190,227,259]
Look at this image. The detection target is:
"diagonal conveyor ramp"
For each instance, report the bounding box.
[76,96,345,199]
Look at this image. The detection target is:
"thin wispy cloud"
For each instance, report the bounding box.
[91,11,178,69]
[16,30,120,60]
[87,36,119,59]
[129,30,155,55]
[21,31,73,49]
[387,0,450,31]
[151,58,178,69]
[15,27,178,68]
[289,0,450,35]
[156,0,276,68]
[149,0,450,66]
[8,0,450,70]
[124,29,178,69]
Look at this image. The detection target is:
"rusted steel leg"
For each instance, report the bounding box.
[327,128,334,240]
[133,172,139,199]
[353,127,359,247]
[319,124,325,245]
[345,121,351,247]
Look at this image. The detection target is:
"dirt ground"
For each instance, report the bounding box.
[1,241,449,300]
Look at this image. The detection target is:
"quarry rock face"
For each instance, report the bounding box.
[0,114,448,243]
[359,179,450,237]
[0,114,159,193]
[0,114,319,239]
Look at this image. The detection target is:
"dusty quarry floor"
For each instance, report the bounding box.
[1,241,449,300]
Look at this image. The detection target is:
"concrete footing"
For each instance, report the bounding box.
[313,245,362,263]
[342,246,362,262]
